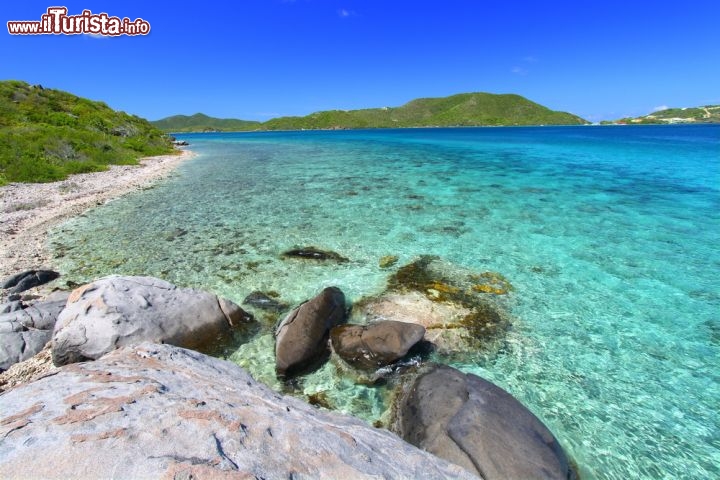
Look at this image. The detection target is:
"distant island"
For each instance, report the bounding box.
[0,80,174,185]
[605,105,720,125]
[152,92,588,132]
[151,113,262,133]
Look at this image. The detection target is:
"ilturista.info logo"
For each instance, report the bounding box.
[7,7,151,36]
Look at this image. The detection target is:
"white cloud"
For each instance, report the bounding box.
[522,56,539,63]
[338,9,356,18]
[653,105,669,112]
[511,66,528,76]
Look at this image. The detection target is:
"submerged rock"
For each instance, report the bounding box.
[379,255,399,269]
[355,292,509,358]
[393,364,576,480]
[330,321,426,370]
[1,270,60,294]
[0,293,69,371]
[243,290,289,313]
[354,256,512,356]
[281,247,349,263]
[0,343,474,480]
[275,287,346,378]
[163,227,187,241]
[51,276,255,366]
[388,255,513,299]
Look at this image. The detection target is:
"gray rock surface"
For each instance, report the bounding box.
[0,343,474,480]
[51,276,254,366]
[275,286,346,378]
[0,293,68,371]
[330,320,426,370]
[394,364,575,480]
[0,301,24,314]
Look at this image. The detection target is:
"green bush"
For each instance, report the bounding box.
[0,80,174,183]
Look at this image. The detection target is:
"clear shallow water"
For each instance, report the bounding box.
[50,125,719,479]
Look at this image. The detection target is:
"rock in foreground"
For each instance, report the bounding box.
[330,321,426,370]
[393,364,575,480]
[51,276,254,366]
[0,343,474,480]
[275,286,346,378]
[0,293,68,371]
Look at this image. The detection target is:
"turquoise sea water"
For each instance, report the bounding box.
[50,125,719,479]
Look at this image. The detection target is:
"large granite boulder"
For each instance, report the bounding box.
[0,343,474,480]
[393,364,575,480]
[1,270,60,294]
[275,286,346,378]
[330,321,426,370]
[0,292,69,371]
[51,276,254,366]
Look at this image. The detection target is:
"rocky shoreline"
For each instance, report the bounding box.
[0,148,195,281]
[1,270,577,479]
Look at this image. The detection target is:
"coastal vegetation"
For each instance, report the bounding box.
[0,80,173,185]
[152,92,588,132]
[607,105,720,124]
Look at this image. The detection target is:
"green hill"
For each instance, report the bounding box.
[263,93,586,129]
[151,113,261,132]
[614,105,720,124]
[0,80,174,185]
[152,92,588,132]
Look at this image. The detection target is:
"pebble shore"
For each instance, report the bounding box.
[0,149,194,279]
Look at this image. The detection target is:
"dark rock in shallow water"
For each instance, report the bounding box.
[0,292,69,371]
[282,247,349,263]
[163,227,187,241]
[393,364,575,480]
[0,343,473,479]
[1,270,60,293]
[330,321,426,370]
[51,276,255,366]
[275,287,346,378]
[243,291,289,312]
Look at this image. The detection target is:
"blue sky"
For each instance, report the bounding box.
[2,1,719,122]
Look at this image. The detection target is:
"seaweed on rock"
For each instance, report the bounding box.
[361,255,515,357]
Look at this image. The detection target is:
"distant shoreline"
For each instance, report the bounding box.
[0,149,195,281]
[166,123,719,134]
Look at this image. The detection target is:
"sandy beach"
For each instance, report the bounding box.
[0,148,194,281]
